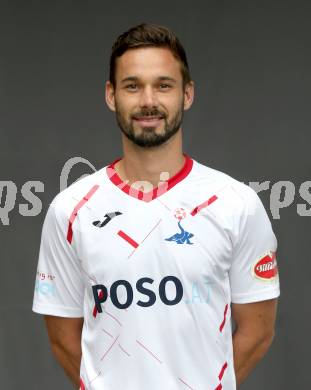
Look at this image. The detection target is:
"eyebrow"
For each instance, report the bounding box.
[120,76,177,84]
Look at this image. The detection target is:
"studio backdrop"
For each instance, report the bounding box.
[1,1,310,389]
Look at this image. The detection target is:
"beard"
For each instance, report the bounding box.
[115,100,184,148]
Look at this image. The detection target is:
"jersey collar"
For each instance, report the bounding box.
[106,154,193,202]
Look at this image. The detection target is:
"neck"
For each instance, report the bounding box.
[114,129,184,189]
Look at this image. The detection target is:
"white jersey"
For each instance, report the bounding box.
[32,155,280,390]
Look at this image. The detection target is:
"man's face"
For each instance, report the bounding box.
[107,47,192,148]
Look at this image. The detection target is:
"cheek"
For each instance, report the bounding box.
[115,99,130,115]
[164,95,183,115]
[116,94,138,114]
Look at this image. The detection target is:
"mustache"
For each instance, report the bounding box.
[131,109,166,119]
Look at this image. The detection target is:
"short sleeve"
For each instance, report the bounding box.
[32,199,84,317]
[229,186,280,304]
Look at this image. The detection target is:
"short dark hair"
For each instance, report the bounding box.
[109,23,191,89]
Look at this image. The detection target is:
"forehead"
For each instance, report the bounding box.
[115,47,182,82]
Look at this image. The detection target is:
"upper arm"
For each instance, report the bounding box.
[32,200,85,318]
[44,315,84,348]
[229,185,280,304]
[231,298,278,340]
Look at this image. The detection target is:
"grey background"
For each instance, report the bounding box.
[1,0,310,389]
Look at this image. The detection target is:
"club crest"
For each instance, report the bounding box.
[165,208,194,245]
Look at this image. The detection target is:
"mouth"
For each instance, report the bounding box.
[132,116,164,127]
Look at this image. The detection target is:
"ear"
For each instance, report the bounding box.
[183,81,195,111]
[105,81,116,112]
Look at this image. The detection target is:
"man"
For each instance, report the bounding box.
[32,23,280,390]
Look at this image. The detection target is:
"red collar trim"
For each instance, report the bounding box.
[106,154,193,202]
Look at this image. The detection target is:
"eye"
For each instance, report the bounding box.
[159,84,171,90]
[125,84,138,90]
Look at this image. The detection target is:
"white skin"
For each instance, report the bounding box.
[44,46,278,389]
[105,46,194,187]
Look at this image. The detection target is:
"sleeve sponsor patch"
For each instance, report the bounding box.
[252,251,278,282]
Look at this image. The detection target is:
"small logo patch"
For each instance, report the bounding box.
[174,207,187,220]
[93,211,122,227]
[252,251,278,281]
[165,208,194,245]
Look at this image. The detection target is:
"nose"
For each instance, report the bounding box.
[139,86,158,108]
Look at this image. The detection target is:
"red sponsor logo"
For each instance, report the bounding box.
[253,252,278,281]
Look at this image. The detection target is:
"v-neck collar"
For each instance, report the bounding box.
[106,153,193,203]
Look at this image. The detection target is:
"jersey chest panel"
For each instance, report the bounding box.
[75,192,233,308]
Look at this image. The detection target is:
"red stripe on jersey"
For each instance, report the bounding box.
[218,361,228,381]
[215,384,222,390]
[106,154,193,202]
[117,230,139,248]
[219,304,229,332]
[67,184,99,244]
[80,378,85,390]
[190,195,218,216]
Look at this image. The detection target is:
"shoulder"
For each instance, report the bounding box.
[49,166,107,219]
[191,158,260,209]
